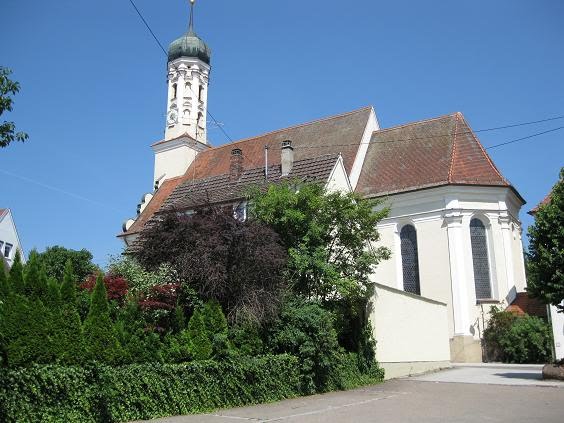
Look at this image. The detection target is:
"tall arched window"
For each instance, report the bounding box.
[470,218,492,299]
[400,224,421,295]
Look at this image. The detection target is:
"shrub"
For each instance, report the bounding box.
[82,274,124,364]
[81,274,128,303]
[267,298,342,393]
[107,255,178,296]
[484,307,553,364]
[187,307,212,360]
[0,355,302,422]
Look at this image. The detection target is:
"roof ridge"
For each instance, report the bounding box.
[448,114,461,183]
[372,112,458,135]
[457,113,510,185]
[206,106,373,150]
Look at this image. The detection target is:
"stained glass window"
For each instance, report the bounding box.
[470,218,492,299]
[401,225,421,295]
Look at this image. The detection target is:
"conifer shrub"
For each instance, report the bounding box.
[82,274,124,365]
[8,251,24,294]
[187,307,212,360]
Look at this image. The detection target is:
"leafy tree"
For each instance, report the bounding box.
[527,167,564,312]
[36,245,99,283]
[0,67,28,148]
[133,209,288,324]
[82,274,123,364]
[250,182,390,302]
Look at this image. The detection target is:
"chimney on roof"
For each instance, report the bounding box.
[281,140,294,176]
[230,148,243,181]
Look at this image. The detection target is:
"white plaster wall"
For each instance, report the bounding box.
[369,184,527,341]
[370,283,450,363]
[153,141,198,184]
[325,157,352,193]
[0,211,24,266]
[550,304,564,360]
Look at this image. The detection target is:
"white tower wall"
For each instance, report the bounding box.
[165,57,209,144]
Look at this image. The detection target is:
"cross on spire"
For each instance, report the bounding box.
[188,0,196,33]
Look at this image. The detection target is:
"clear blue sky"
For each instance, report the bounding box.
[1,0,563,267]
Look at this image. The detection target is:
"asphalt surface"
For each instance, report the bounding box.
[139,365,564,423]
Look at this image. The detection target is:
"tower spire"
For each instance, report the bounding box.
[188,0,195,33]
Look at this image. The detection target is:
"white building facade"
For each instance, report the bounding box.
[0,209,25,268]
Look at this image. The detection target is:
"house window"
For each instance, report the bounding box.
[4,243,13,259]
[470,218,492,299]
[400,224,421,295]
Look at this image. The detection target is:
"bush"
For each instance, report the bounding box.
[82,275,124,364]
[484,307,553,364]
[267,299,342,393]
[0,355,302,422]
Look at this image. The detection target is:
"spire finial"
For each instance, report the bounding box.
[188,0,196,33]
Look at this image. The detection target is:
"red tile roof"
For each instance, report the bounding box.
[118,177,184,237]
[121,107,372,237]
[529,192,552,216]
[506,292,548,318]
[356,112,516,197]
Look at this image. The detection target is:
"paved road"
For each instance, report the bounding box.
[142,365,564,423]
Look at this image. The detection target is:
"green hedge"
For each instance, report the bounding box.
[0,355,302,422]
[0,354,383,422]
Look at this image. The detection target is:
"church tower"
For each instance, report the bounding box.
[153,0,211,187]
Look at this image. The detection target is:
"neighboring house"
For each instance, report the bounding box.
[119,4,528,372]
[0,208,25,269]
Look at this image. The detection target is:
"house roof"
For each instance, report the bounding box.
[0,209,7,220]
[506,292,548,318]
[356,112,516,198]
[120,106,372,237]
[124,155,340,243]
[529,192,552,216]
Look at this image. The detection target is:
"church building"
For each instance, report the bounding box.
[119,2,528,374]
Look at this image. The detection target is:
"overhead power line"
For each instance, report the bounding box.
[485,126,564,150]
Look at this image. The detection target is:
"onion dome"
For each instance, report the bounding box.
[167,0,211,64]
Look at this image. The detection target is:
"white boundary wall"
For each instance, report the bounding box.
[550,303,564,360]
[370,283,451,379]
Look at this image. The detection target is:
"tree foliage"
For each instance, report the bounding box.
[0,67,28,148]
[36,245,99,283]
[483,307,553,364]
[527,167,564,312]
[133,209,288,324]
[250,182,390,302]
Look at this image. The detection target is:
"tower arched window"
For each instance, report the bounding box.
[400,224,421,295]
[172,83,178,99]
[470,218,492,299]
[198,85,204,101]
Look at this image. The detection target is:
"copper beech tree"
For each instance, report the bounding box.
[132,208,288,324]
